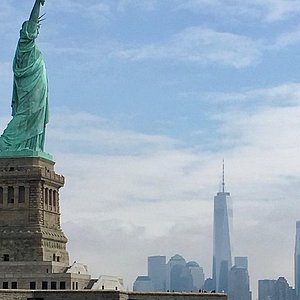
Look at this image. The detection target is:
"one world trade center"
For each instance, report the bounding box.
[212,161,232,292]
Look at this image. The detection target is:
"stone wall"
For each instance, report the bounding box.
[0,290,226,300]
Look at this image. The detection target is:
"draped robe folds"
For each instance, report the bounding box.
[0,20,49,152]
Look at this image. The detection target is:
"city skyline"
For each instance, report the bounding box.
[134,254,205,292]
[1,0,300,297]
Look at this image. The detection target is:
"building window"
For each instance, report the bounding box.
[30,282,36,290]
[60,281,66,290]
[51,281,57,290]
[8,186,14,204]
[3,254,9,261]
[72,282,75,290]
[0,187,3,204]
[75,282,78,290]
[102,285,105,290]
[52,254,56,261]
[19,186,25,203]
[11,282,17,289]
[45,188,48,205]
[42,281,48,290]
[53,190,57,207]
[49,189,52,206]
[3,282,8,289]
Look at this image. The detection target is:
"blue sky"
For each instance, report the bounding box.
[1,0,300,295]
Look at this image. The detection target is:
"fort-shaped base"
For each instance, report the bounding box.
[0,156,67,263]
[0,149,53,161]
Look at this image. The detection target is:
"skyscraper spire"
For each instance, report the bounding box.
[222,159,225,193]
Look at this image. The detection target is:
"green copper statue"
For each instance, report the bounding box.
[0,0,51,159]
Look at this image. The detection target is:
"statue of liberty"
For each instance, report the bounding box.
[0,0,51,159]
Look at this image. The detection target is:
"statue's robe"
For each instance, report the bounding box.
[0,20,48,152]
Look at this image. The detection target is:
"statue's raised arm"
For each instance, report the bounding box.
[0,0,51,160]
[30,0,45,23]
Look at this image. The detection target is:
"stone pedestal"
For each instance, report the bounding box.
[0,157,68,264]
[0,157,90,290]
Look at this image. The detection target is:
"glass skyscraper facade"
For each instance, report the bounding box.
[148,256,166,292]
[212,189,233,292]
[228,257,251,300]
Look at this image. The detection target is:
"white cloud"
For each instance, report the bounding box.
[117,0,158,12]
[273,29,300,49]
[202,83,300,107]
[116,27,262,68]
[47,108,177,155]
[40,26,262,70]
[176,0,300,22]
[261,0,300,22]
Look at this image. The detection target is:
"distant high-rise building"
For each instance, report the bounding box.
[133,276,154,291]
[148,256,166,292]
[228,257,251,300]
[166,254,193,292]
[273,277,295,300]
[166,254,186,291]
[186,261,205,291]
[212,161,233,292]
[259,279,276,300]
[258,278,296,300]
[203,278,215,292]
[295,221,300,296]
[234,257,248,269]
